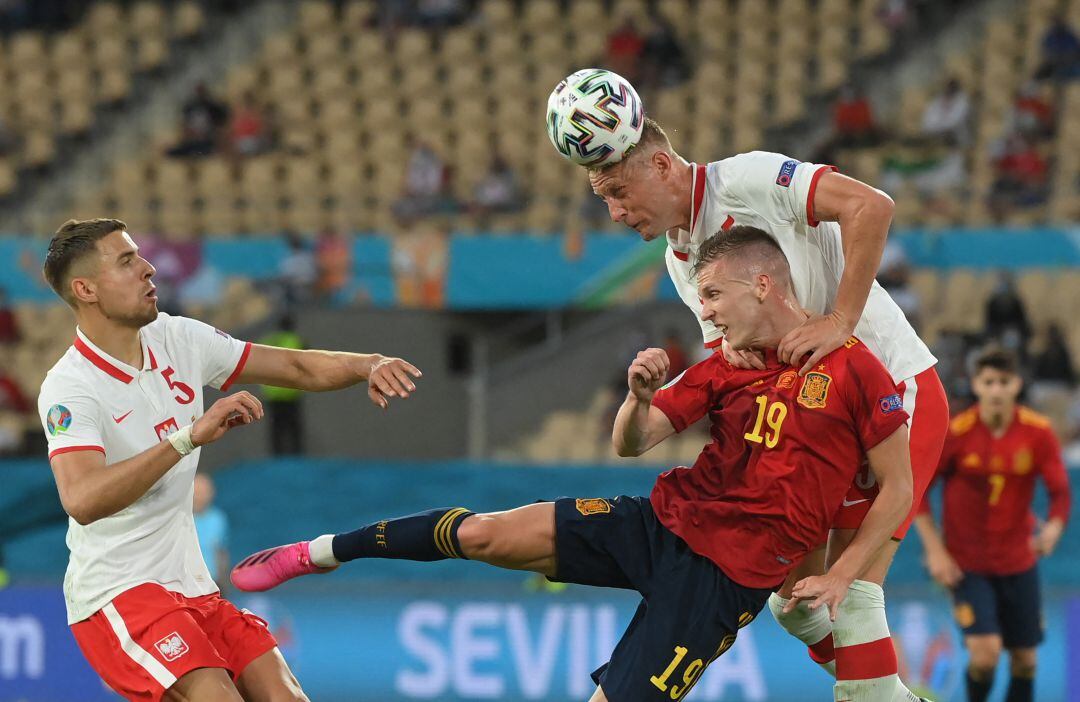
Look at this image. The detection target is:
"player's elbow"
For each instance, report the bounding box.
[65,501,100,526]
[864,189,895,223]
[612,438,640,457]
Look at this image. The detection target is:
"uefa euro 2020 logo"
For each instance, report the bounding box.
[47,404,72,436]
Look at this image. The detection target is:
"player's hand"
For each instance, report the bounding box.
[191,391,263,446]
[777,312,854,376]
[785,572,853,622]
[925,546,962,588]
[627,348,670,403]
[367,355,423,409]
[1031,519,1064,557]
[720,337,766,370]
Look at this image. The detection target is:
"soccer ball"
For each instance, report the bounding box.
[545,68,645,168]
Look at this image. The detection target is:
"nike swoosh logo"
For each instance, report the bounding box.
[842,498,869,507]
[112,410,134,423]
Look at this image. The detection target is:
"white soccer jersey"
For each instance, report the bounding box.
[38,313,251,624]
[665,151,936,383]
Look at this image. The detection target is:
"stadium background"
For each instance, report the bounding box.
[0,0,1078,700]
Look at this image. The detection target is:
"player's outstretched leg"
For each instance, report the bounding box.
[768,547,837,676]
[231,503,557,591]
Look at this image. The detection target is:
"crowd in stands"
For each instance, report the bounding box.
[822,10,1080,224]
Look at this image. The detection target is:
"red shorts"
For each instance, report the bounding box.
[832,365,949,539]
[71,583,278,702]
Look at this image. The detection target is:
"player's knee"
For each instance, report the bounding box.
[1009,649,1037,678]
[456,514,502,561]
[967,639,1001,672]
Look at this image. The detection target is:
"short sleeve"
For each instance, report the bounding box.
[651,355,725,432]
[167,315,252,391]
[841,351,909,451]
[38,383,106,460]
[719,151,838,228]
[665,245,724,348]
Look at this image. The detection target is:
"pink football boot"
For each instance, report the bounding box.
[230,541,336,592]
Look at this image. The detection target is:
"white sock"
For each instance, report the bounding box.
[832,580,919,702]
[308,534,339,567]
[768,592,837,676]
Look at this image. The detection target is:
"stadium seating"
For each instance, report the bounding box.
[0,1,205,195]
[61,0,908,237]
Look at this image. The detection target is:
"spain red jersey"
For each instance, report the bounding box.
[649,338,909,589]
[921,405,1071,575]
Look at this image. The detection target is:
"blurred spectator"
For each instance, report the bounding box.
[663,330,689,379]
[392,140,458,221]
[920,78,970,145]
[193,474,230,587]
[879,137,966,200]
[878,240,920,327]
[471,154,522,220]
[416,0,464,28]
[640,11,690,89]
[392,226,449,308]
[279,231,316,307]
[315,227,353,301]
[1035,14,1080,82]
[0,288,19,345]
[229,92,270,157]
[259,316,306,455]
[606,17,646,83]
[167,83,230,158]
[816,85,882,163]
[1009,82,1055,140]
[990,134,1049,217]
[984,272,1031,352]
[1033,323,1077,386]
[0,367,30,414]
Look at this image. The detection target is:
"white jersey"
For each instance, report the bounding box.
[38,313,251,624]
[665,151,936,383]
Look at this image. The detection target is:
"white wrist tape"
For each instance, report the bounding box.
[167,424,196,457]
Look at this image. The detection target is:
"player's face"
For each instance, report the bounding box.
[971,367,1022,413]
[589,156,678,240]
[696,258,760,350]
[86,230,158,328]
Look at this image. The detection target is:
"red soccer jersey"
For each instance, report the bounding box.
[649,338,909,589]
[922,405,1071,575]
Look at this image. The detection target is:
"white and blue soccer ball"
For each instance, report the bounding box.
[546,68,645,168]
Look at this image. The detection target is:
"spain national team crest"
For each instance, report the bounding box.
[797,372,831,409]
[575,498,611,516]
[1013,448,1034,475]
[46,404,72,436]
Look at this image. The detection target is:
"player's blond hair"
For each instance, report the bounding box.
[587,117,673,175]
[44,218,128,306]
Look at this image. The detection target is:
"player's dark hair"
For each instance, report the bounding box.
[691,225,789,279]
[43,218,128,306]
[972,344,1019,376]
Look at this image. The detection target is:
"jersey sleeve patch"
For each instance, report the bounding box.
[46,404,73,436]
[878,393,904,415]
[775,159,799,187]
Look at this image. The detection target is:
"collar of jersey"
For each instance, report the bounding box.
[74,327,158,384]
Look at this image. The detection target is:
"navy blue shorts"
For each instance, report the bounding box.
[952,566,1043,648]
[551,495,774,702]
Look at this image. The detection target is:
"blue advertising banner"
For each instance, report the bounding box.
[0,583,1074,702]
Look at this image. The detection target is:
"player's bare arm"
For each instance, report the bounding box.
[786,424,913,619]
[235,344,422,409]
[50,392,262,525]
[913,512,963,588]
[778,172,895,375]
[612,348,677,456]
